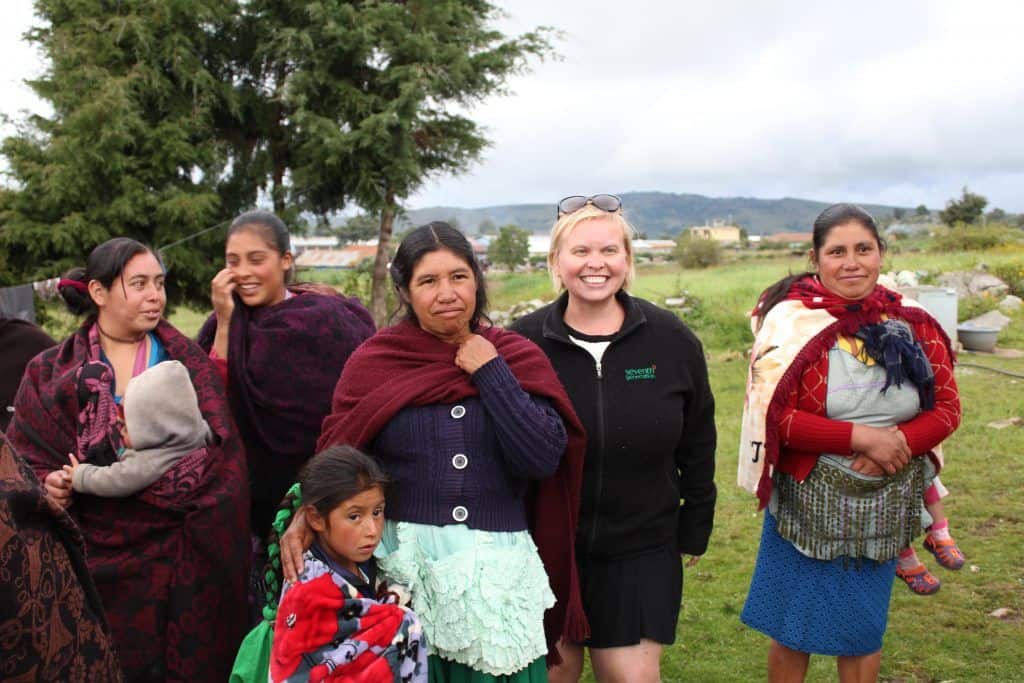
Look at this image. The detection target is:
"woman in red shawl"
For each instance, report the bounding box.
[6,237,250,682]
[281,222,589,682]
[737,204,960,682]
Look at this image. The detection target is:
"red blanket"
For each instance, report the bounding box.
[6,320,251,682]
[318,320,590,662]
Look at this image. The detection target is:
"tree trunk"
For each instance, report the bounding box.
[370,190,396,326]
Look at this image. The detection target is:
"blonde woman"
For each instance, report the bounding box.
[512,195,717,683]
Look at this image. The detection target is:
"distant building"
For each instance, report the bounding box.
[293,243,378,269]
[762,232,813,247]
[688,222,742,243]
[633,239,675,255]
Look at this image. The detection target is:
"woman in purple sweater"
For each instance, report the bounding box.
[283,222,588,682]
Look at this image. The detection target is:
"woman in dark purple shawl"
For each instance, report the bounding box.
[7,238,250,682]
[197,210,375,538]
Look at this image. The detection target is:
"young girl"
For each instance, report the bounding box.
[270,445,427,683]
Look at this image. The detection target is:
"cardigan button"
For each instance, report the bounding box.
[452,453,468,470]
[450,405,466,419]
[452,506,468,522]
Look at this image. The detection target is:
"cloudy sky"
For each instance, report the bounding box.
[4,1,1024,212]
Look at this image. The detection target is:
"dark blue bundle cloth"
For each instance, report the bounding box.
[856,319,935,410]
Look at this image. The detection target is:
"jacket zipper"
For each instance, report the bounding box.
[584,355,606,556]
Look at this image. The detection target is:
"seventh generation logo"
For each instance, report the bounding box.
[625,364,656,381]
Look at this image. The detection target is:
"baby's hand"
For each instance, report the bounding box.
[44,464,73,509]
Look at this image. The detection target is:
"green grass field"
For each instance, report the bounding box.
[161,248,1023,681]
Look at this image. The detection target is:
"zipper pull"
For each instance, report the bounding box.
[595,360,603,379]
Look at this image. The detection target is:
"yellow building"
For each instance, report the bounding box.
[688,223,742,243]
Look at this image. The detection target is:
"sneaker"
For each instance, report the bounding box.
[924,534,966,570]
[896,563,941,595]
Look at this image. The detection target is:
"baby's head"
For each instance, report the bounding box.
[298,445,388,573]
[123,361,207,451]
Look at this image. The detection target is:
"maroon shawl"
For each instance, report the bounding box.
[0,432,121,682]
[197,285,375,535]
[317,320,590,663]
[6,319,250,682]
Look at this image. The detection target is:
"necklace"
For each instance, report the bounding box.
[96,321,146,345]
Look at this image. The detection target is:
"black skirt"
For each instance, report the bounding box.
[577,544,683,648]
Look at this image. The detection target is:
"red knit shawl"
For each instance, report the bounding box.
[754,276,954,508]
[6,319,251,682]
[317,319,590,660]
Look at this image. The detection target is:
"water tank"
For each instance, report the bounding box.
[913,286,959,345]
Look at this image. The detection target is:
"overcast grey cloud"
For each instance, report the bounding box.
[4,1,1023,211]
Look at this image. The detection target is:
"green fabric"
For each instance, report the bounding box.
[228,620,273,683]
[376,520,554,675]
[428,655,547,683]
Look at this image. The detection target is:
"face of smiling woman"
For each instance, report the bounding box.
[225,227,293,308]
[405,248,478,343]
[554,216,629,308]
[812,220,883,301]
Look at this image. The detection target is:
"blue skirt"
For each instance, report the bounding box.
[740,511,896,656]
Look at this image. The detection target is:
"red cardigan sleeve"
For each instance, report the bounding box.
[895,320,961,454]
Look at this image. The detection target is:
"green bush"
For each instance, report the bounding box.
[991,260,1024,297]
[673,236,722,268]
[930,224,1007,252]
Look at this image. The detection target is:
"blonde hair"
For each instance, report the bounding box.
[548,205,638,293]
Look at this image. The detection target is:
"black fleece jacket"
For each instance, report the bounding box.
[512,291,716,560]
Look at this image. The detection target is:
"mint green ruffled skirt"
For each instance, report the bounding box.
[375,520,554,677]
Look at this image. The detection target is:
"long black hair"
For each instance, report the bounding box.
[389,221,490,330]
[59,237,162,317]
[227,210,294,284]
[755,203,886,327]
[297,445,389,520]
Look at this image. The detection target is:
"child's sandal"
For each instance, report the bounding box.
[924,534,966,570]
[896,563,941,595]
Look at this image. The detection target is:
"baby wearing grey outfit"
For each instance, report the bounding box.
[71,360,211,496]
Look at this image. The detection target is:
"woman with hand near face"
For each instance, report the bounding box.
[7,237,250,682]
[738,204,961,682]
[197,211,375,540]
[512,196,718,683]
[282,222,588,682]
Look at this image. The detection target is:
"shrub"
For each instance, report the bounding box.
[673,235,722,268]
[991,261,1024,297]
[930,225,1006,252]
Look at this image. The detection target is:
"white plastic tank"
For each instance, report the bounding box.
[913,286,959,345]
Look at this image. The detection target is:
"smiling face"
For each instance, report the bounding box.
[225,226,293,308]
[309,486,385,576]
[812,220,883,301]
[405,248,478,343]
[90,251,166,337]
[553,216,630,307]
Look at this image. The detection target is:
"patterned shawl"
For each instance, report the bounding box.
[6,319,251,682]
[271,551,427,683]
[739,276,949,508]
[0,432,121,682]
[197,285,375,535]
[317,320,590,663]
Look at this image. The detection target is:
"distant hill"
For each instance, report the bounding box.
[398,191,908,236]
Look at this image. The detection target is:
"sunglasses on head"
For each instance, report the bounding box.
[557,194,622,217]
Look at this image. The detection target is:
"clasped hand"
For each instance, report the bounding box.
[850,424,911,476]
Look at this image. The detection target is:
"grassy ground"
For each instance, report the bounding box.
[151,248,1024,681]
[487,252,1024,682]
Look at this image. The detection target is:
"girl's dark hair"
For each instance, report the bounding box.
[297,445,388,519]
[228,210,294,283]
[755,203,887,327]
[389,221,490,330]
[59,237,162,316]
